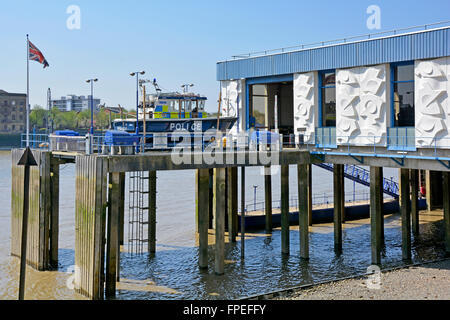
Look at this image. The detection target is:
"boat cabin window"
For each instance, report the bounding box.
[186,100,192,112]
[169,100,176,112]
[114,121,135,131]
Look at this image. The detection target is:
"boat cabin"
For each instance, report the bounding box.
[144,92,208,119]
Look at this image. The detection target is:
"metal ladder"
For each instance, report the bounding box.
[127,171,149,254]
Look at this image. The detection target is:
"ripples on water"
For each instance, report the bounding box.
[0,151,446,300]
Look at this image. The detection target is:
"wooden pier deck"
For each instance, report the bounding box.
[9,147,450,299]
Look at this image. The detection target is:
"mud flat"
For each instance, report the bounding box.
[275,259,450,300]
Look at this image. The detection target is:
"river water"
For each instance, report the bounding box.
[0,150,446,300]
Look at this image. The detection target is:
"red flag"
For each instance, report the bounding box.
[28,40,49,68]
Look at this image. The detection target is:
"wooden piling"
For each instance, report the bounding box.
[50,158,60,268]
[148,171,157,253]
[198,169,210,269]
[17,147,37,300]
[442,172,450,254]
[106,172,120,298]
[333,164,344,253]
[410,169,419,236]
[264,166,273,233]
[240,167,245,259]
[281,165,290,255]
[298,164,309,259]
[209,168,214,229]
[195,170,200,233]
[400,168,412,261]
[227,167,238,242]
[370,167,383,265]
[118,172,125,246]
[214,168,226,275]
[307,164,313,226]
[11,149,51,271]
[75,155,108,299]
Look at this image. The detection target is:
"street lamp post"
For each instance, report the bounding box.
[181,83,194,94]
[86,78,98,135]
[253,185,258,211]
[86,78,98,154]
[130,71,145,135]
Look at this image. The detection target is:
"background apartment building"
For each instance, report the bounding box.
[52,95,101,112]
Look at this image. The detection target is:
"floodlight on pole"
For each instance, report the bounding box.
[130,71,146,135]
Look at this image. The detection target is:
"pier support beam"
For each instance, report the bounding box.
[281,165,290,255]
[197,169,210,269]
[410,169,420,236]
[442,172,450,254]
[118,172,125,246]
[195,170,200,233]
[307,164,313,226]
[400,168,412,261]
[298,164,310,259]
[370,167,383,265]
[106,172,120,298]
[209,169,214,229]
[227,167,238,242]
[333,164,344,253]
[214,168,226,275]
[264,166,273,233]
[426,171,443,211]
[240,167,246,259]
[148,171,157,253]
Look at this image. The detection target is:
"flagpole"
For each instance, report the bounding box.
[26,34,30,148]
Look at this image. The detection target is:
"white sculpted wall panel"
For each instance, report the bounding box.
[293,72,315,144]
[336,65,387,146]
[415,58,449,148]
[220,80,245,134]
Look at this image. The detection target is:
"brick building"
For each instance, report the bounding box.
[0,90,27,133]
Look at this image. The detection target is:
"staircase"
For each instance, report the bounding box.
[314,163,399,199]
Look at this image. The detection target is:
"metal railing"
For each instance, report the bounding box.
[242,190,391,213]
[20,133,49,150]
[229,21,450,60]
[387,127,416,151]
[20,130,450,161]
[49,134,86,152]
[315,127,336,148]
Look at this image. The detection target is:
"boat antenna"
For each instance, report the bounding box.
[152,78,162,97]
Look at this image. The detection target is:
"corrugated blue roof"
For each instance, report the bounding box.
[217,27,450,81]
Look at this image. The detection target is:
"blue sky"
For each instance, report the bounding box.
[0,0,449,112]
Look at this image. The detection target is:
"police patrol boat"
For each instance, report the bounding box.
[111,81,237,138]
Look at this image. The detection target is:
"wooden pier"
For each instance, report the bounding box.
[10,147,450,299]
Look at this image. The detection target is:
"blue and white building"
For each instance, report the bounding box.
[216,23,450,153]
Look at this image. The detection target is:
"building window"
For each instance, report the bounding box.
[319,70,336,127]
[391,62,415,127]
[251,84,268,129]
[12,115,16,121]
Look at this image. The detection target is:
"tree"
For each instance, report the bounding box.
[30,105,47,129]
